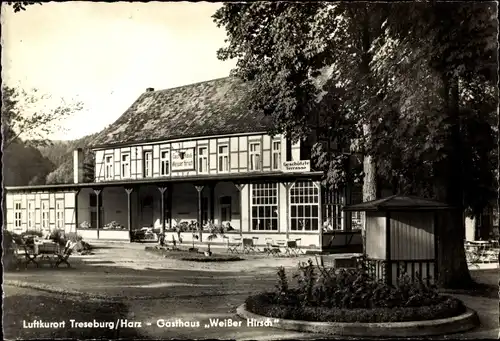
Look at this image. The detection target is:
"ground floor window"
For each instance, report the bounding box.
[14,201,22,228]
[55,199,64,229]
[41,200,49,230]
[350,186,363,229]
[27,200,35,230]
[322,189,343,230]
[290,181,320,231]
[251,183,278,231]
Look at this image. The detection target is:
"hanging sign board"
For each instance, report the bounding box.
[282,160,311,173]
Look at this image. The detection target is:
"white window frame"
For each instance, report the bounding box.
[198,146,208,174]
[41,200,49,230]
[160,150,170,176]
[322,190,344,230]
[290,181,320,232]
[121,153,130,178]
[14,201,22,228]
[251,183,279,231]
[55,199,65,230]
[272,140,281,170]
[249,141,262,171]
[143,151,153,177]
[105,155,114,180]
[218,144,229,173]
[27,200,35,230]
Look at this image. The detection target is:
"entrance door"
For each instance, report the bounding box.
[219,196,232,224]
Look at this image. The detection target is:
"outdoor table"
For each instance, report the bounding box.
[34,241,60,266]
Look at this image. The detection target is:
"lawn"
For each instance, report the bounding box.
[144,246,244,262]
[3,286,142,340]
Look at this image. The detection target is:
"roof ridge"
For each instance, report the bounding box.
[146,76,233,94]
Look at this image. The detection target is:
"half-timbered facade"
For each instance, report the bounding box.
[5,77,363,251]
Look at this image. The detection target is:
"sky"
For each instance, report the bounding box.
[1,1,236,140]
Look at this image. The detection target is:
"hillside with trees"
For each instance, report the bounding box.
[1,85,86,186]
[41,133,97,184]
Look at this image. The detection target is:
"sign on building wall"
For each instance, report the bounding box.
[282,160,311,173]
[171,148,195,171]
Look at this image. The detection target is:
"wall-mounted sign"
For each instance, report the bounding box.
[282,160,311,173]
[171,148,195,171]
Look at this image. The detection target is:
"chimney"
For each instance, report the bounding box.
[146,87,154,92]
[73,148,84,184]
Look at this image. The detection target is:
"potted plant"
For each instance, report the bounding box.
[80,221,91,229]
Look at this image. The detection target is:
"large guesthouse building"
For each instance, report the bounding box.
[5,77,363,251]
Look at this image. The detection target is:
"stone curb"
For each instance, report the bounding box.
[4,280,254,301]
[236,304,479,337]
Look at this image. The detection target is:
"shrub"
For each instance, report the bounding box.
[66,232,83,242]
[20,230,44,238]
[243,259,466,323]
[49,229,66,246]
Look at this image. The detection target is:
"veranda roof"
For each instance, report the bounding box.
[343,195,453,212]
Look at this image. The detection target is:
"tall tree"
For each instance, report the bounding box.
[213,2,382,206]
[214,2,498,288]
[369,1,497,287]
[2,86,84,148]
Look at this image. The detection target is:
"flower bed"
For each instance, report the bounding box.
[144,246,243,262]
[244,260,466,323]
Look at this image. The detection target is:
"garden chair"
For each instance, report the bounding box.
[17,242,39,268]
[11,242,37,269]
[285,238,302,257]
[54,240,77,268]
[242,238,258,254]
[224,236,241,254]
[263,238,281,256]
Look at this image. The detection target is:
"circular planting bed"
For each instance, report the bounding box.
[237,299,477,338]
[236,260,479,337]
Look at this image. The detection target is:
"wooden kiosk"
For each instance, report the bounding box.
[343,195,451,286]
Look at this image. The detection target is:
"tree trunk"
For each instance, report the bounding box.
[361,124,377,254]
[358,10,378,254]
[437,75,473,288]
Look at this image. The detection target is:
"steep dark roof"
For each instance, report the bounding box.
[90,77,273,148]
[343,195,453,212]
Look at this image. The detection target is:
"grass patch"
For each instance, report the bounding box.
[245,292,466,323]
[4,292,142,339]
[145,246,244,262]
